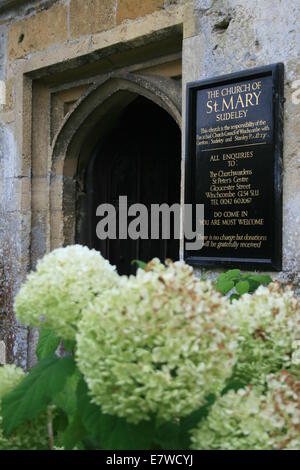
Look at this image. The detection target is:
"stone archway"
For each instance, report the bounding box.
[82,95,182,274]
[50,73,182,251]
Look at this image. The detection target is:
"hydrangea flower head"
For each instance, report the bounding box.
[0,364,24,401]
[0,365,49,450]
[230,282,300,385]
[190,386,271,450]
[14,245,119,340]
[191,371,300,450]
[76,259,237,424]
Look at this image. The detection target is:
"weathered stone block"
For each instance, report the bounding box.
[70,0,116,38]
[8,3,68,60]
[4,177,31,213]
[116,0,164,24]
[2,78,13,112]
[0,341,5,365]
[0,23,8,80]
[32,177,48,212]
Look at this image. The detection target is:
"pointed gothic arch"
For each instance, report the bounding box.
[50,73,182,252]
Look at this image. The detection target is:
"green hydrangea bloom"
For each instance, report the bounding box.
[0,414,49,450]
[14,245,119,340]
[0,364,49,450]
[191,387,271,450]
[191,371,300,450]
[231,283,300,385]
[0,364,25,400]
[76,259,238,424]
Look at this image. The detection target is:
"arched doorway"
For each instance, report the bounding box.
[83,96,181,275]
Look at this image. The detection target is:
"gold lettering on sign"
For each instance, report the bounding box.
[206,81,262,122]
[195,75,274,256]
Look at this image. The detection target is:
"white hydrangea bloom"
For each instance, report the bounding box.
[76,259,237,424]
[0,365,50,450]
[291,340,300,366]
[265,371,300,449]
[191,387,272,450]
[0,364,24,401]
[14,245,119,340]
[191,371,300,450]
[230,282,300,385]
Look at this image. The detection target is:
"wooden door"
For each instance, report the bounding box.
[86,97,181,275]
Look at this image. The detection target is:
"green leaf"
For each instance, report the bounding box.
[101,415,155,450]
[53,367,81,417]
[226,269,241,280]
[62,415,86,450]
[154,404,212,450]
[246,278,260,293]
[217,269,241,283]
[178,395,215,448]
[230,293,240,302]
[235,280,250,295]
[154,422,181,450]
[36,329,60,361]
[216,279,234,295]
[246,275,272,293]
[81,437,102,450]
[2,355,76,435]
[52,409,69,434]
[77,377,155,450]
[222,379,248,395]
[76,377,103,438]
[63,339,76,353]
[249,274,272,285]
[131,259,147,270]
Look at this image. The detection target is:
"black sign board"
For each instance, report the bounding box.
[184,64,284,270]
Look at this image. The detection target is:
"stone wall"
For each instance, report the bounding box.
[0,0,190,367]
[182,0,300,286]
[4,0,180,61]
[0,0,299,367]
